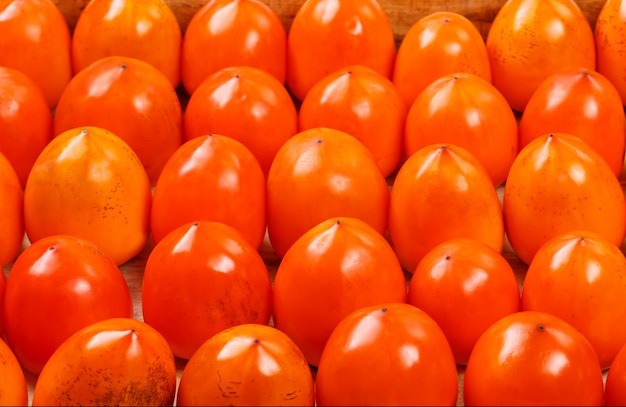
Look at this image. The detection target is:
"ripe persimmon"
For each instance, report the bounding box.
[299,65,407,178]
[71,0,182,88]
[595,0,626,105]
[23,126,152,266]
[389,144,504,273]
[392,11,491,109]
[266,127,390,258]
[0,151,24,268]
[0,339,27,406]
[486,0,596,111]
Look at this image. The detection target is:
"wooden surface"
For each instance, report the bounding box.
[53,0,607,41]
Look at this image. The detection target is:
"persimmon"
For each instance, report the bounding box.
[286,0,396,101]
[503,133,626,265]
[392,11,491,109]
[0,151,24,268]
[0,339,27,406]
[0,0,72,108]
[71,0,182,88]
[605,343,626,406]
[519,67,625,177]
[595,0,626,105]
[464,311,604,406]
[3,235,133,375]
[183,66,297,175]
[23,126,152,266]
[142,221,273,360]
[32,317,177,406]
[0,66,53,187]
[181,0,286,95]
[298,65,407,178]
[53,55,183,184]
[388,143,504,273]
[151,134,266,248]
[404,72,518,187]
[316,303,458,406]
[486,0,596,111]
[177,324,315,406]
[266,127,390,258]
[272,217,407,367]
[521,230,626,369]
[408,238,520,365]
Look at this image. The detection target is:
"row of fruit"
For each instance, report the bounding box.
[2,0,626,405]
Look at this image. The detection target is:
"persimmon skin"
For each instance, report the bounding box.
[388,143,504,273]
[595,0,626,105]
[392,11,492,108]
[503,133,626,265]
[486,0,596,112]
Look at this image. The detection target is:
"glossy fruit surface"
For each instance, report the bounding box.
[0,339,27,406]
[519,67,625,176]
[0,151,24,267]
[316,303,458,406]
[486,0,596,111]
[267,127,390,258]
[503,132,626,264]
[299,64,407,177]
[32,318,177,406]
[521,230,626,369]
[595,0,626,105]
[404,72,518,187]
[605,343,626,406]
[272,217,407,367]
[183,66,297,175]
[23,126,152,266]
[72,0,182,88]
[177,324,315,406]
[389,143,504,273]
[142,221,273,360]
[151,134,266,248]
[392,11,491,108]
[408,237,520,365]
[464,311,604,406]
[181,0,286,95]
[3,235,133,375]
[0,66,53,187]
[0,0,72,108]
[286,0,396,101]
[53,55,183,184]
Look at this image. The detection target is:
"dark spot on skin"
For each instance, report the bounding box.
[81,129,89,136]
[445,255,452,260]
[120,64,126,71]
[253,338,260,345]
[335,219,341,225]
[316,139,322,144]
[439,145,447,151]
[537,324,545,332]
[381,307,387,313]
[48,246,55,251]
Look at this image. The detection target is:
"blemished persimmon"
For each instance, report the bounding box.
[183,66,297,176]
[299,65,407,178]
[0,0,72,108]
[181,0,286,95]
[53,55,183,184]
[503,133,626,265]
[266,127,390,258]
[595,0,626,105]
[23,126,152,266]
[392,11,492,109]
[32,318,177,406]
[486,0,596,112]
[464,311,604,406]
[0,338,27,406]
[521,230,626,369]
[519,67,626,177]
[388,143,504,273]
[142,221,273,360]
[286,0,396,101]
[71,0,182,88]
[177,324,315,406]
[272,217,407,367]
[404,72,518,187]
[0,66,53,187]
